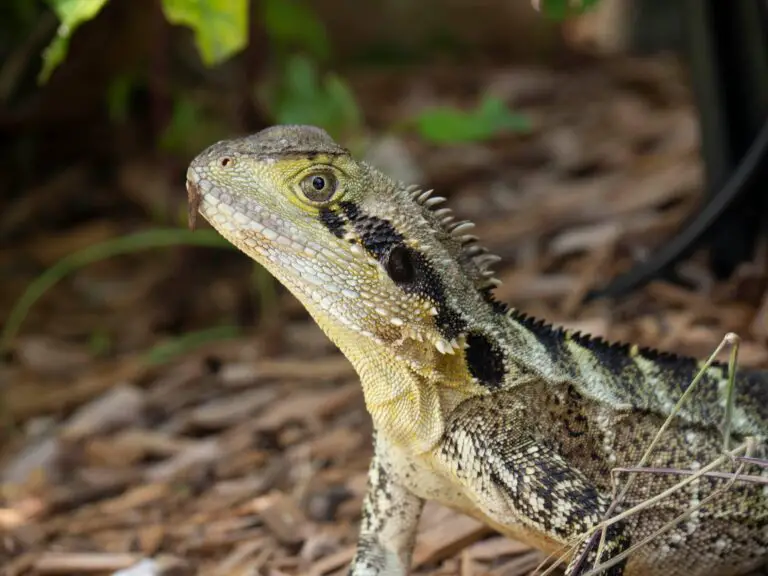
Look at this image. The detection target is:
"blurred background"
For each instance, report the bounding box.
[0,1,766,574]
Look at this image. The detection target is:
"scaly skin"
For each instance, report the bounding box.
[187,125,768,576]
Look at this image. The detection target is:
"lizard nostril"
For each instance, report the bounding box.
[220,157,232,167]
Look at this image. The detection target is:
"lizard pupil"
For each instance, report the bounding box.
[312,176,325,190]
[385,245,415,284]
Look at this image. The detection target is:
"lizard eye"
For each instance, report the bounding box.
[299,172,338,204]
[384,245,416,284]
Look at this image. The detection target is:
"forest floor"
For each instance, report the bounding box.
[2,54,767,576]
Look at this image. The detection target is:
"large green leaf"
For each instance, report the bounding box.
[413,95,531,144]
[40,0,111,82]
[261,0,329,60]
[40,0,249,83]
[162,0,248,66]
[538,0,601,20]
[266,55,362,140]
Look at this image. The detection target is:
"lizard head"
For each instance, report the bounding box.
[187,124,503,354]
[188,126,504,445]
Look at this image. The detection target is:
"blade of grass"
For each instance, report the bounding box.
[251,263,278,322]
[143,325,241,365]
[580,333,738,563]
[545,443,749,576]
[722,334,740,450]
[736,455,768,467]
[600,444,746,538]
[1,228,231,354]
[584,462,748,576]
[541,334,745,575]
[612,465,768,485]
[591,334,738,565]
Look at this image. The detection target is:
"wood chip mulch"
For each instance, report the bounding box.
[1,55,766,576]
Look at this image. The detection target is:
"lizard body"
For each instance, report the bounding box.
[187,125,768,575]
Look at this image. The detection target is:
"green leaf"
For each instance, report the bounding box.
[88,328,113,357]
[144,325,241,365]
[39,0,111,82]
[412,95,531,144]
[324,75,362,134]
[159,94,231,156]
[538,0,601,20]
[106,73,137,123]
[261,0,329,60]
[265,55,362,140]
[162,0,248,66]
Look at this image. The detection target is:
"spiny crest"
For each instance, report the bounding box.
[401,182,689,369]
[403,184,503,294]
[509,308,689,366]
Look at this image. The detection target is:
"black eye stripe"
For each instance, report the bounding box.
[318,208,346,239]
[339,201,402,259]
[338,201,467,340]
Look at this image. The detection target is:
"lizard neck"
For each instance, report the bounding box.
[311,309,483,454]
[251,259,487,454]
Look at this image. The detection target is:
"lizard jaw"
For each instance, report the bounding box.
[188,168,310,258]
[187,168,464,362]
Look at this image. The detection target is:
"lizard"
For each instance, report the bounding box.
[186,125,768,576]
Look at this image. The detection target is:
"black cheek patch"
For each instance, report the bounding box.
[339,201,467,340]
[383,245,416,283]
[407,249,466,340]
[318,208,346,238]
[465,331,505,389]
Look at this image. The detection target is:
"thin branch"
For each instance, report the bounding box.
[590,334,738,566]
[722,333,740,450]
[583,463,747,576]
[736,455,768,468]
[612,466,767,485]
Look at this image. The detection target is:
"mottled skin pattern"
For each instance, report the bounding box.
[187,125,768,576]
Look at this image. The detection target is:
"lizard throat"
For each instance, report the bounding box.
[330,328,481,453]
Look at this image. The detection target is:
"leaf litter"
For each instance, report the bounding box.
[1,54,767,575]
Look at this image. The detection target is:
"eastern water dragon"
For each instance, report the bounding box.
[186,125,768,576]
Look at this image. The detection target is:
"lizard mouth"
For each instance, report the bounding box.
[185,168,364,294]
[185,168,457,355]
[185,168,311,256]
